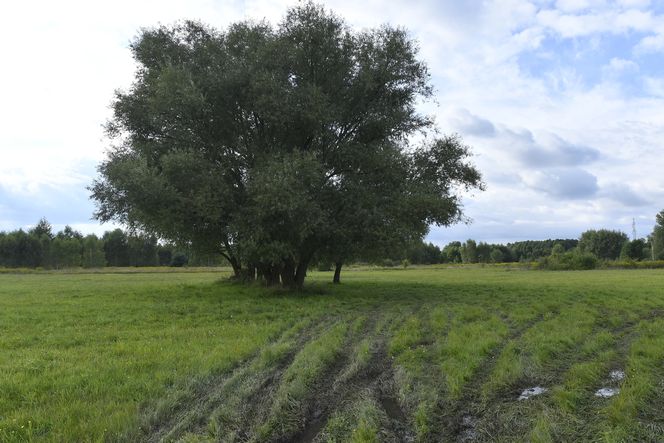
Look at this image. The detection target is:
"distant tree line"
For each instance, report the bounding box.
[375,210,664,269]
[5,211,664,271]
[0,218,223,269]
[382,238,579,266]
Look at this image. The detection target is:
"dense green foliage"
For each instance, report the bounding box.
[3,267,664,441]
[0,219,213,269]
[620,238,649,261]
[399,238,578,265]
[538,247,599,270]
[649,210,664,260]
[508,238,578,261]
[578,229,629,260]
[90,2,482,287]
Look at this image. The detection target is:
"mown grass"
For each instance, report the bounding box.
[2,267,664,441]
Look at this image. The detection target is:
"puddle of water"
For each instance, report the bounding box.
[609,370,625,382]
[595,387,620,398]
[518,386,547,401]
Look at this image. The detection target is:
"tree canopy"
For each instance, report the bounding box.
[650,210,664,260]
[91,2,483,287]
[578,229,628,260]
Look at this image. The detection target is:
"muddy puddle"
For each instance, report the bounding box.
[595,387,620,398]
[609,370,625,382]
[594,369,624,398]
[459,414,478,441]
[518,386,547,401]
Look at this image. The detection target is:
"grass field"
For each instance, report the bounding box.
[2,266,664,442]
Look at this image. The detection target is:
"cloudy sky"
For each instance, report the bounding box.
[1,0,663,245]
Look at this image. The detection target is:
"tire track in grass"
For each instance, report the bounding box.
[318,392,392,443]
[527,314,645,442]
[311,312,415,443]
[387,303,511,441]
[237,309,412,442]
[386,304,513,442]
[431,310,546,442]
[293,316,380,443]
[251,317,358,443]
[482,305,599,397]
[140,315,329,442]
[294,311,416,443]
[387,305,449,442]
[525,329,621,442]
[626,311,664,439]
[214,316,343,443]
[525,310,661,442]
[250,310,404,443]
[294,305,429,442]
[472,305,607,441]
[599,318,664,442]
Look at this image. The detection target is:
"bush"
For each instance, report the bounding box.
[317,261,333,272]
[490,248,504,263]
[605,260,664,270]
[170,253,189,267]
[571,252,598,270]
[539,250,598,270]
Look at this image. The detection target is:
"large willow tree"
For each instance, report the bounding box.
[91,2,483,287]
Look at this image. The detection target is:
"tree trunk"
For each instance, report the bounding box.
[294,258,310,289]
[247,265,256,281]
[265,266,281,286]
[281,259,296,287]
[258,263,281,286]
[224,253,242,280]
[333,261,343,284]
[239,265,256,282]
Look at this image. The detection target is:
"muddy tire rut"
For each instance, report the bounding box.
[431,313,547,442]
[293,315,413,443]
[141,316,336,442]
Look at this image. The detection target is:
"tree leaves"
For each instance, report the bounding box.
[91,2,483,287]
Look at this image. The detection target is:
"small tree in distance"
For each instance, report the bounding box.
[650,210,664,260]
[578,229,628,260]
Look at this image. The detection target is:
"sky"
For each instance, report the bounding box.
[1,0,663,245]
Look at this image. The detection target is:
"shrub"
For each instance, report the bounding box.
[490,248,504,263]
[317,261,333,272]
[539,250,598,270]
[605,260,664,270]
[170,253,189,267]
[571,252,598,270]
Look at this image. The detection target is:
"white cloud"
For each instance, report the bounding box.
[555,0,607,13]
[449,109,496,137]
[635,33,664,53]
[617,0,651,8]
[605,57,639,72]
[536,8,655,38]
[522,168,599,199]
[643,77,664,97]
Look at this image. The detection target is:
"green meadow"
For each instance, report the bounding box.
[2,267,664,442]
